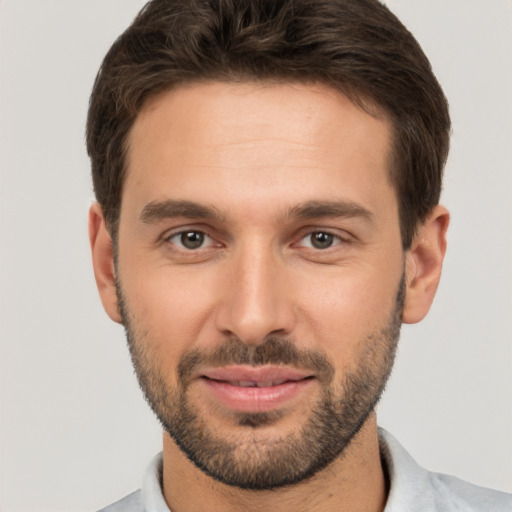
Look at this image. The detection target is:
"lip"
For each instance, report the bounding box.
[199,365,315,413]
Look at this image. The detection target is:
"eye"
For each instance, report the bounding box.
[167,230,214,250]
[298,231,341,250]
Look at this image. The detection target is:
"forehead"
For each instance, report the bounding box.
[123,81,395,221]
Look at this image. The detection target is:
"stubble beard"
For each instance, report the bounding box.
[116,276,404,490]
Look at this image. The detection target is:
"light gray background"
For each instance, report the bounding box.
[0,1,511,511]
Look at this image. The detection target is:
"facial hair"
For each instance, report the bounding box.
[116,274,404,490]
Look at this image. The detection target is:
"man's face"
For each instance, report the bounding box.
[115,82,405,489]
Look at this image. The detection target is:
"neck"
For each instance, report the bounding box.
[162,413,388,512]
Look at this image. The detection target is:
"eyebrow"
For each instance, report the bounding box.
[139,198,373,225]
[140,199,224,224]
[285,200,374,222]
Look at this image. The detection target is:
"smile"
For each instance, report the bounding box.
[198,366,315,413]
[223,380,290,387]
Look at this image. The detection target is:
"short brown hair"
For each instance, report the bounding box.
[86,0,450,249]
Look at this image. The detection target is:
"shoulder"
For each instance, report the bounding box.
[379,428,512,511]
[428,472,512,511]
[96,490,143,512]
[96,453,167,512]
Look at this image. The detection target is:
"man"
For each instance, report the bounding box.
[86,0,512,510]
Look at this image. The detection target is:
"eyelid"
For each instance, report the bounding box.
[160,224,353,251]
[297,232,341,249]
[294,227,352,246]
[162,226,220,250]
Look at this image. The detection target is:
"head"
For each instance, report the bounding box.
[87,0,450,250]
[88,0,450,491]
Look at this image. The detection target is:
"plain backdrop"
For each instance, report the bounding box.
[0,1,511,511]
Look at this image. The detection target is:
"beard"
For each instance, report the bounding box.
[116,275,404,490]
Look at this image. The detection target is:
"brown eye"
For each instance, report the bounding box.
[167,230,212,250]
[309,232,335,249]
[180,231,205,249]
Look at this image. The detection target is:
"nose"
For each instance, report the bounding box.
[214,242,296,345]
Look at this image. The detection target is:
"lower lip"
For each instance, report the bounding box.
[200,377,314,413]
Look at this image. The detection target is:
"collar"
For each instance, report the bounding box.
[139,428,499,512]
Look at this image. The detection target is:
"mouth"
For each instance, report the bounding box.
[213,379,299,387]
[198,366,315,413]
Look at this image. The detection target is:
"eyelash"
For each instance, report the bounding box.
[295,230,345,250]
[163,228,348,252]
[165,230,218,250]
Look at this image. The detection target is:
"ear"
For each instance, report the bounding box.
[88,203,122,324]
[402,205,450,324]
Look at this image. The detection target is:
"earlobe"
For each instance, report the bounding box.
[402,205,450,324]
[88,203,122,324]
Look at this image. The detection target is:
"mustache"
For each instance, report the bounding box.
[177,336,335,385]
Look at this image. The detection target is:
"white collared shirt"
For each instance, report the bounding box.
[98,429,512,511]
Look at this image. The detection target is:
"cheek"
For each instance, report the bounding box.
[295,267,401,356]
[120,262,220,355]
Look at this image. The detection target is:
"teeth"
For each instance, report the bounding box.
[231,380,286,387]
[256,381,274,387]
[237,381,257,387]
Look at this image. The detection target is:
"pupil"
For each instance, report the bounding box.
[181,231,204,249]
[312,232,333,249]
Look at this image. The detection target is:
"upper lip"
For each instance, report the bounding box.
[201,365,313,386]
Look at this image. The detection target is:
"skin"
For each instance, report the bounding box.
[89,81,449,512]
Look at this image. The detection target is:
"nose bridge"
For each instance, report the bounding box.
[215,236,294,344]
